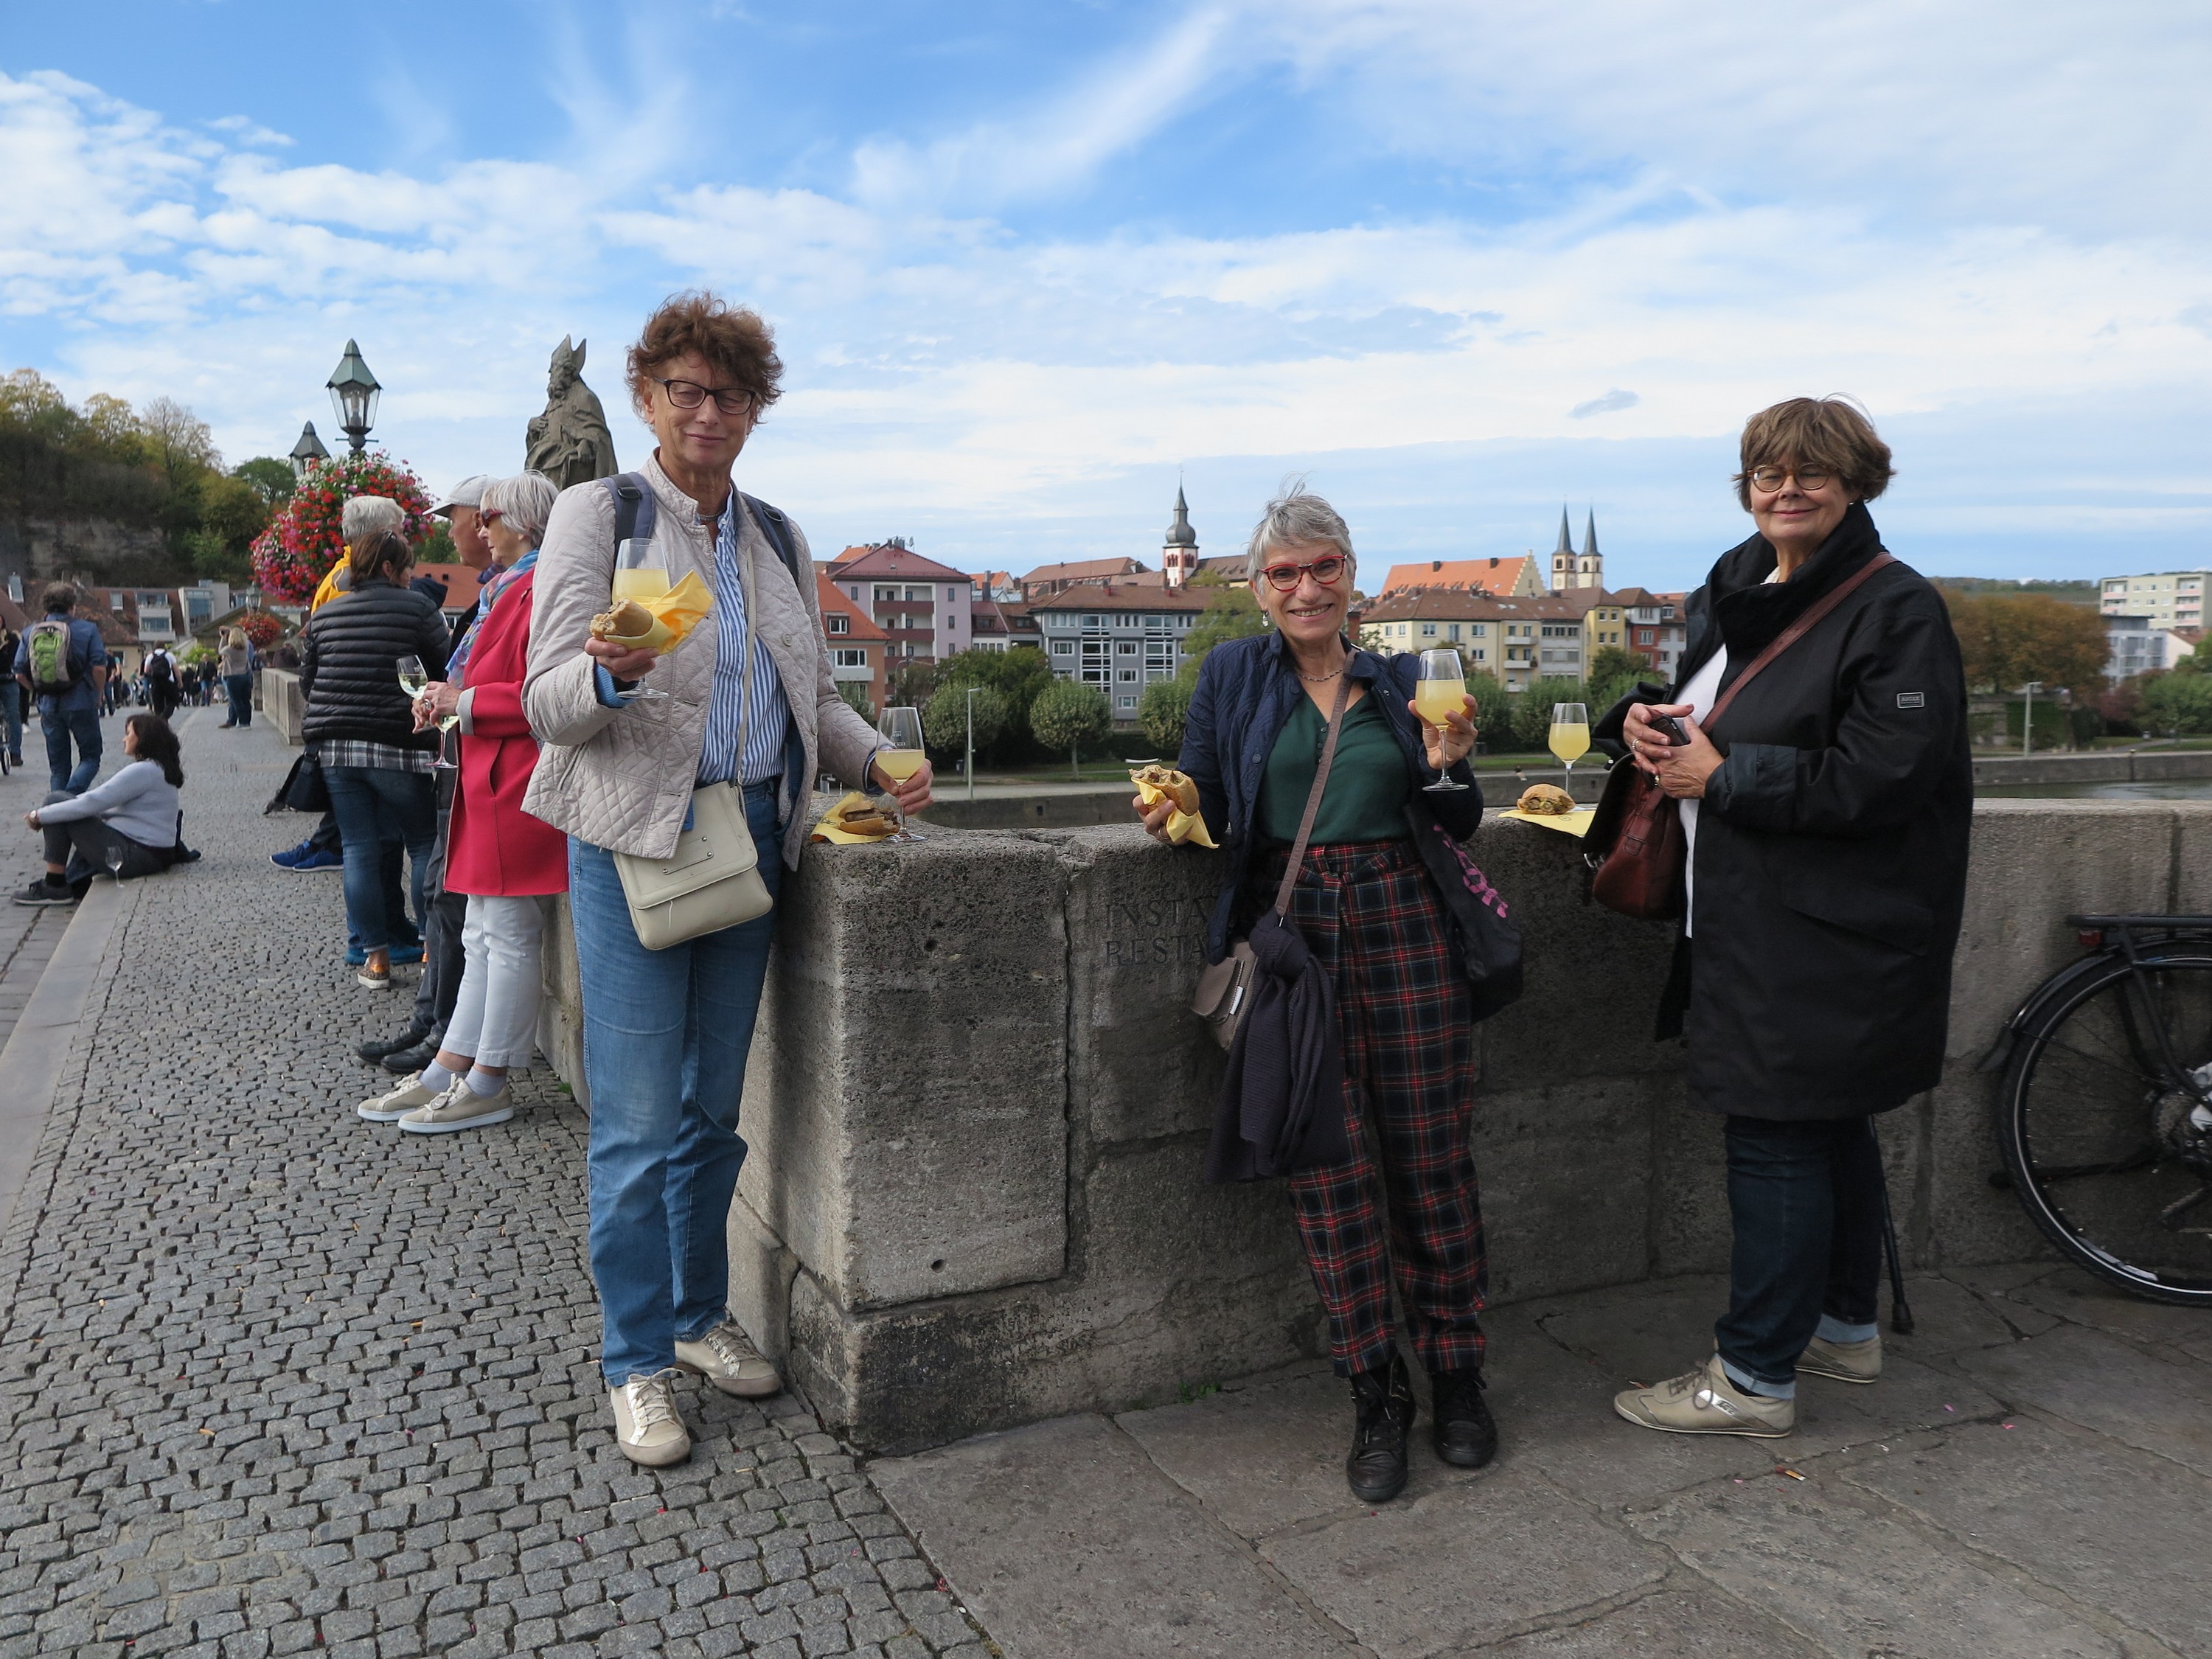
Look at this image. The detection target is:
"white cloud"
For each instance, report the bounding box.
[1572,389,1639,419]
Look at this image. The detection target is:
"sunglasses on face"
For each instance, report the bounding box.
[1258,554,1349,591]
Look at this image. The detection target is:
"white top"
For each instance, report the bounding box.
[37,759,179,849]
[1675,570,1781,936]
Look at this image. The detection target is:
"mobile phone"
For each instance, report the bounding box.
[1644,712,1689,745]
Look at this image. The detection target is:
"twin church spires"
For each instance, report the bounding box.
[1551,505,1604,591]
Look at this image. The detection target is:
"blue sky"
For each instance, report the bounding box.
[4,1,2210,590]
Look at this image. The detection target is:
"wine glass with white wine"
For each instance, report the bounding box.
[875,706,927,841]
[1413,648,1471,792]
[1548,701,1590,788]
[104,844,125,880]
[397,655,457,771]
[608,533,671,700]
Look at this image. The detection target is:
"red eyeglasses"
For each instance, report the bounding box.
[1257,554,1348,591]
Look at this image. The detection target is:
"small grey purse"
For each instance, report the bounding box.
[1189,674,1351,1050]
[614,779,773,950]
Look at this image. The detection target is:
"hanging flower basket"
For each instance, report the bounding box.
[249,450,434,603]
[236,611,283,650]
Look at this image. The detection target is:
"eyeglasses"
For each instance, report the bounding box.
[651,376,756,417]
[1747,465,1834,493]
[1257,554,1349,591]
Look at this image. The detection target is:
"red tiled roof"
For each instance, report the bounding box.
[1379,556,1537,597]
[1021,557,1148,585]
[817,575,886,641]
[1031,578,1213,612]
[832,544,968,583]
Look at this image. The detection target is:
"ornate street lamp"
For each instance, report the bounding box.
[326,339,380,454]
[289,420,330,478]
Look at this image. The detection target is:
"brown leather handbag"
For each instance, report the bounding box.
[1588,552,1894,920]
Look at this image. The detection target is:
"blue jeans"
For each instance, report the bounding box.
[1714,1115,1885,1396]
[570,782,785,1384]
[41,703,101,793]
[0,681,21,757]
[223,674,253,726]
[324,765,437,952]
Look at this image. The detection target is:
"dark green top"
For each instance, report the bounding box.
[1257,692,1411,847]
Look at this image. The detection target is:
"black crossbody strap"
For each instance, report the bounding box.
[1706,552,1894,729]
[1272,667,1355,920]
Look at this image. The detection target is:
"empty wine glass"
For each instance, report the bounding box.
[876,707,927,841]
[397,655,457,771]
[105,844,125,880]
[1414,648,1470,793]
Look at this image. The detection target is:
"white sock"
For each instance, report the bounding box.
[465,1069,505,1098]
[420,1061,456,1091]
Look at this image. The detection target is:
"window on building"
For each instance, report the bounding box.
[1118,695,1138,709]
[1448,623,1462,641]
[905,586,925,601]
[1422,622,1437,638]
[874,585,895,602]
[1116,640,1138,655]
[1082,613,1104,627]
[825,614,849,635]
[1115,613,1137,627]
[1051,640,1074,655]
[832,649,868,669]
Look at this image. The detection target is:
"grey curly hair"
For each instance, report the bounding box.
[1243,479,1355,580]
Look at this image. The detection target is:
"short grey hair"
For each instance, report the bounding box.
[481,470,559,547]
[341,495,403,544]
[1244,480,1354,580]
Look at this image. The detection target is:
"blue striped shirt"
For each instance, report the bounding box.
[696,498,793,787]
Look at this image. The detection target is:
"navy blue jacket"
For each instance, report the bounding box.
[1178,630,1484,964]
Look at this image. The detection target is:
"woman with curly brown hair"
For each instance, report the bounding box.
[524,292,935,1465]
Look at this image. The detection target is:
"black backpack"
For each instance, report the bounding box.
[147,650,175,683]
[603,473,804,589]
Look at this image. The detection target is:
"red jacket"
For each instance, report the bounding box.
[446,570,568,896]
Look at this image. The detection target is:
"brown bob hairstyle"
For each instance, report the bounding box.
[1733,397,1895,509]
[347,530,416,585]
[626,291,785,422]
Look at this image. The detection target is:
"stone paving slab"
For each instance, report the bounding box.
[0,718,995,1659]
[1470,1582,1827,1658]
[1951,1323,2212,1478]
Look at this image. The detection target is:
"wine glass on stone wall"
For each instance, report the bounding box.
[876,707,927,841]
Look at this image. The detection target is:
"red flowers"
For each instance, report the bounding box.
[250,451,434,602]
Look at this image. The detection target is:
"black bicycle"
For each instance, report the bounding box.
[1983,915,2212,1306]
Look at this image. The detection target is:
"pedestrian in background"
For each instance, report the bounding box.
[359,471,565,1133]
[145,644,180,721]
[0,624,24,769]
[1604,397,1972,1438]
[524,291,931,1465]
[15,582,108,793]
[218,627,256,728]
[299,529,448,992]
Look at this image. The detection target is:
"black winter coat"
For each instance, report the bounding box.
[299,579,451,751]
[1607,504,1972,1120]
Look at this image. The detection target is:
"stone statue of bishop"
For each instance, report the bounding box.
[524,336,619,491]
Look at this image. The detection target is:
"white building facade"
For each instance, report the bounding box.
[2100,571,2208,630]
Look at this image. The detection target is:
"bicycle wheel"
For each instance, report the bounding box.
[2000,953,2212,1305]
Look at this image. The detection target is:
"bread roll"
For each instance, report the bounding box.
[590,599,655,641]
[1130,765,1199,815]
[1516,782,1576,815]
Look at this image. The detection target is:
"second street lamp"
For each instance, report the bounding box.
[289,420,330,479]
[327,339,381,454]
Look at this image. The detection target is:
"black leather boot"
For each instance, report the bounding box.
[1430,1366,1498,1468]
[358,1023,431,1064]
[1346,1353,1416,1502]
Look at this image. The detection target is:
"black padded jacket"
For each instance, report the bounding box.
[299,579,451,751]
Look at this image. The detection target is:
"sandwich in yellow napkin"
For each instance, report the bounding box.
[1130,765,1217,848]
[589,571,714,655]
[810,791,900,844]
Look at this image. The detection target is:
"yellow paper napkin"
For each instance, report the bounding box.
[810,790,900,844]
[1130,771,1217,848]
[597,571,714,654]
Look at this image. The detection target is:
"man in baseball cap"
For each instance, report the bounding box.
[431,473,493,518]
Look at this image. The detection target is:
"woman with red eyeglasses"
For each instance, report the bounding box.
[1136,483,1502,1504]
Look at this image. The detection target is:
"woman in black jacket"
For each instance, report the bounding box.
[1604,397,1972,1438]
[1137,486,1504,1504]
[301,530,451,992]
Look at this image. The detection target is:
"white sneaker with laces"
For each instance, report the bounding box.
[398,1077,514,1135]
[358,1071,442,1123]
[674,1320,782,1398]
[611,1368,690,1466]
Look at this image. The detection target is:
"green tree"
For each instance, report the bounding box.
[1944,591,2109,694]
[887,661,940,712]
[1509,676,1588,752]
[923,683,1008,759]
[2138,671,2212,735]
[1138,675,1192,753]
[1182,585,1267,664]
[936,645,1057,757]
[836,680,874,723]
[232,457,296,507]
[1029,679,1111,776]
[1462,671,1507,748]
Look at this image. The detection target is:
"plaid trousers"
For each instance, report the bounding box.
[1265,838,1488,1378]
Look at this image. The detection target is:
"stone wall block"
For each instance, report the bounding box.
[1464,818,1683,1091]
[1473,1075,1663,1303]
[1646,1090,1731,1277]
[1924,1061,2051,1265]
[539,894,588,1111]
[1057,827,1226,1145]
[738,830,1073,1310]
[2164,804,2212,911]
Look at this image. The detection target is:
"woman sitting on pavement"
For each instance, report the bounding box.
[300,528,451,992]
[523,291,933,1467]
[1141,485,1498,1504]
[16,714,184,905]
[357,471,567,1135]
[1604,397,1972,1438]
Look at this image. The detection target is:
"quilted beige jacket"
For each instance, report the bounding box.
[521,454,882,866]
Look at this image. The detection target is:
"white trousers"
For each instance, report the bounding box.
[443,894,546,1069]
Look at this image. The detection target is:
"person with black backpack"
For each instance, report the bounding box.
[15,583,109,793]
[145,645,180,720]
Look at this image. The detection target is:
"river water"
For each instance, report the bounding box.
[1976,778,2212,800]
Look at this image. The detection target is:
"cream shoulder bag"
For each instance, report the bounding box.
[611,491,776,950]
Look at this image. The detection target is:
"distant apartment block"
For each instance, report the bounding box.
[2104,613,2202,681]
[815,574,888,712]
[1031,578,1210,720]
[2100,570,2208,629]
[827,540,971,662]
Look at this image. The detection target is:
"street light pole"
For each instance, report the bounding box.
[2023,681,2042,757]
[966,686,981,801]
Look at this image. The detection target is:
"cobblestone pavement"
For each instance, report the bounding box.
[0,716,1000,1659]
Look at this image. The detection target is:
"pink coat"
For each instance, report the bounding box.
[446,571,569,896]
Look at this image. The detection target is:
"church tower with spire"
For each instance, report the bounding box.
[1550,506,1575,591]
[1162,484,1198,588]
[1551,507,1604,591]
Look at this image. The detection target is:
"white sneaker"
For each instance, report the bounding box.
[1798,1332,1882,1385]
[358,1071,442,1123]
[1613,1354,1795,1438]
[611,1369,691,1467]
[674,1320,782,1398]
[398,1077,514,1135]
